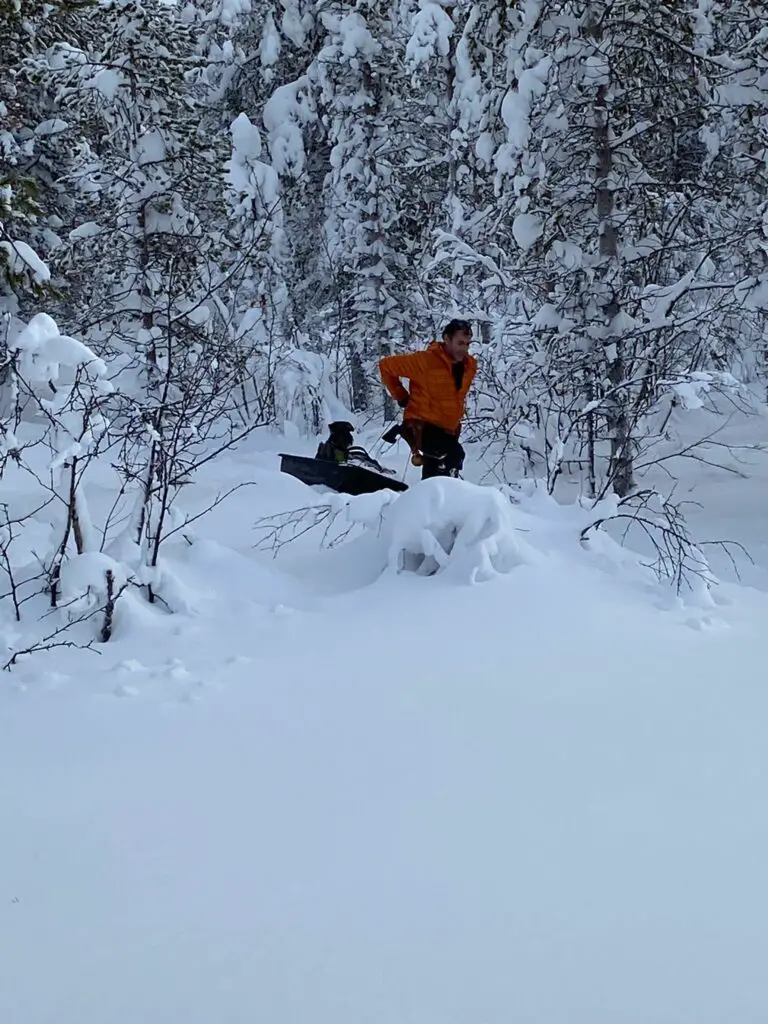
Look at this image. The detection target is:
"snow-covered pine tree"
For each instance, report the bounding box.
[196,1,299,425]
[224,1,333,359]
[485,0,765,497]
[1,0,95,416]
[693,2,768,385]
[212,2,307,367]
[406,1,513,326]
[226,0,455,419]
[0,1,90,317]
[312,1,410,413]
[47,1,215,362]
[205,1,363,435]
[209,0,349,432]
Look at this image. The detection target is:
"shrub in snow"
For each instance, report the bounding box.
[255,486,398,554]
[254,477,537,583]
[59,552,130,642]
[382,478,538,582]
[579,488,719,604]
[5,314,116,603]
[256,471,726,611]
[1,312,135,663]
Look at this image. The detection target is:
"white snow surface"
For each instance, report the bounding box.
[3,423,768,1024]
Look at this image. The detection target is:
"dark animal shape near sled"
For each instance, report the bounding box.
[279,453,409,496]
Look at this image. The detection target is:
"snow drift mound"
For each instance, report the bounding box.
[257,474,718,612]
[381,478,541,582]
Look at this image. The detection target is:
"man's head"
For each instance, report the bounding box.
[442,318,473,362]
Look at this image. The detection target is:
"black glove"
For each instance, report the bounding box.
[382,424,402,445]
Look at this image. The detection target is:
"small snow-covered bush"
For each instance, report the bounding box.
[59,552,131,642]
[1,312,131,666]
[254,472,728,613]
[59,552,128,613]
[382,478,539,582]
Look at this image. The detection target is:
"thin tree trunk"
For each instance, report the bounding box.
[590,15,634,497]
[69,458,85,554]
[49,459,82,607]
[586,364,597,499]
[349,346,367,413]
[381,336,395,422]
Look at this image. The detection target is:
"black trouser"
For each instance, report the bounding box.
[420,422,465,480]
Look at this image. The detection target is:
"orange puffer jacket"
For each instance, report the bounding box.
[379,341,477,435]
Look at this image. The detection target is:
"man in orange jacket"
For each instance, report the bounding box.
[379,319,477,479]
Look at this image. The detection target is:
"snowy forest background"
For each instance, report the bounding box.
[1,0,767,661]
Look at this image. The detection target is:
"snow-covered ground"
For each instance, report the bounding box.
[3,421,768,1024]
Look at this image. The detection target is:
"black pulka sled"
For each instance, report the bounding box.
[280,421,409,497]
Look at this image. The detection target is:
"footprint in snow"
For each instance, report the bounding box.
[685,614,728,632]
[177,684,206,704]
[113,683,140,698]
[163,658,192,681]
[271,604,294,616]
[117,658,148,673]
[42,671,70,691]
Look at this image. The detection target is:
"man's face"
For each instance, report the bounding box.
[443,329,472,362]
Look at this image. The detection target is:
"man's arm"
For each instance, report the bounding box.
[378,352,427,408]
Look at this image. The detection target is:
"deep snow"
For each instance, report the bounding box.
[2,424,768,1024]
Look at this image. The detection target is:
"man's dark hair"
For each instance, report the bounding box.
[443,318,472,339]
